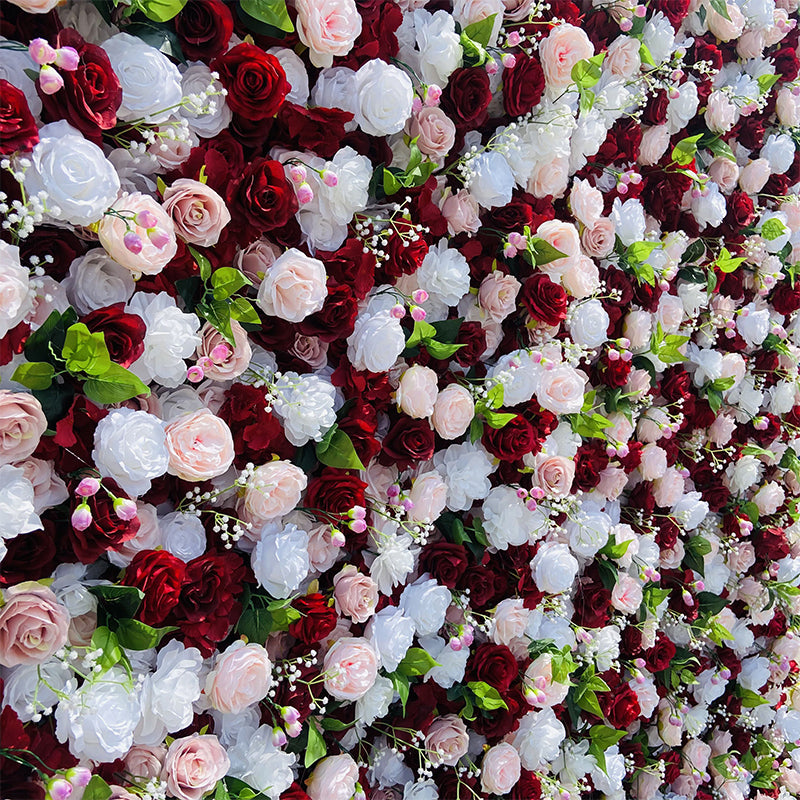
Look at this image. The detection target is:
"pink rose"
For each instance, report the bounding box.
[235,237,282,286]
[580,217,616,258]
[478,271,521,323]
[125,745,167,781]
[205,641,273,714]
[726,542,756,574]
[538,23,594,90]
[739,158,771,194]
[706,3,745,40]
[409,107,456,161]
[322,636,378,700]
[307,523,341,573]
[777,87,800,127]
[639,443,667,481]
[524,654,569,707]
[431,384,475,440]
[596,466,627,501]
[295,0,362,69]
[98,193,178,277]
[490,598,529,647]
[536,364,586,414]
[637,125,671,167]
[0,390,47,466]
[162,735,229,800]
[705,91,737,134]
[441,189,481,236]
[161,179,231,247]
[407,472,448,523]
[708,157,740,194]
[241,460,307,524]
[562,255,600,299]
[481,743,521,795]
[535,219,581,278]
[0,582,69,667]
[569,178,603,228]
[425,714,469,766]
[736,29,765,59]
[623,310,652,350]
[754,482,785,515]
[527,155,569,199]
[605,35,641,79]
[611,574,643,614]
[164,409,235,482]
[16,457,68,513]
[305,754,359,800]
[334,565,379,623]
[396,364,439,419]
[289,334,329,369]
[652,468,684,507]
[532,454,575,499]
[256,248,327,323]
[195,321,252,382]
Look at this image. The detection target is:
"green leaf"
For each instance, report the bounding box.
[482,409,517,429]
[757,73,780,95]
[590,724,626,750]
[236,608,274,644]
[12,361,54,391]
[89,626,123,674]
[214,780,231,800]
[211,267,251,301]
[570,412,613,439]
[528,237,568,266]
[431,317,463,344]
[88,585,144,619]
[683,536,711,576]
[424,339,464,360]
[63,323,111,377]
[83,776,113,800]
[762,218,787,241]
[626,241,660,263]
[304,718,326,768]
[383,168,403,196]
[697,591,727,616]
[671,133,703,166]
[187,245,212,282]
[736,686,768,708]
[467,681,508,711]
[406,319,437,348]
[639,42,656,67]
[241,0,294,32]
[715,246,745,274]
[320,717,354,731]
[24,307,77,365]
[709,0,731,20]
[138,0,188,22]
[459,33,487,68]
[643,584,671,614]
[229,296,261,325]
[575,687,603,717]
[469,415,484,444]
[115,618,178,650]
[397,647,440,677]
[599,536,631,560]
[705,137,736,162]
[462,13,496,47]
[197,299,234,345]
[316,427,365,471]
[388,670,410,715]
[781,449,800,481]
[571,54,604,89]
[83,363,150,405]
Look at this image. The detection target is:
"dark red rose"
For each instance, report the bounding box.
[0,320,29,367]
[574,581,612,628]
[175,0,234,61]
[573,440,610,492]
[461,565,507,609]
[277,102,353,159]
[382,229,429,280]
[68,481,139,563]
[280,784,311,800]
[0,521,58,585]
[510,771,542,800]
[726,190,755,228]
[691,37,723,72]
[175,131,245,195]
[441,68,492,129]
[660,366,692,403]
[521,273,567,326]
[231,157,299,236]
[755,526,790,561]
[80,303,145,368]
[453,321,487,368]
[640,165,693,232]
[123,549,186,626]
[0,80,38,155]
[289,593,338,644]
[482,414,536,462]
[380,417,435,469]
[642,89,669,126]
[469,643,518,692]
[337,400,381,465]
[419,542,468,588]
[331,356,393,404]
[772,279,800,315]
[773,44,800,82]
[660,750,682,784]
[644,634,677,672]
[212,43,290,120]
[596,351,632,388]
[502,53,545,117]
[317,239,376,300]
[305,468,367,516]
[19,226,85,281]
[650,0,691,28]
[38,29,121,144]
[599,684,641,728]
[298,283,359,342]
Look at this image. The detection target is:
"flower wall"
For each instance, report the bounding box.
[1,0,800,799]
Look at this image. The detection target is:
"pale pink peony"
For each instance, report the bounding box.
[538,23,594,89]
[242,460,307,524]
[295,0,362,68]
[164,409,235,482]
[395,364,439,419]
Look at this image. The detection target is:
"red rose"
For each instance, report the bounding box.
[596,351,632,388]
[277,102,353,160]
[298,283,359,342]
[175,0,234,62]
[502,53,545,117]
[230,157,299,236]
[726,190,756,228]
[441,68,492,129]
[211,43,290,120]
[642,89,669,125]
[80,303,145,368]
[174,131,245,195]
[574,440,610,491]
[317,239,376,301]
[573,580,611,628]
[382,230,429,280]
[644,634,677,672]
[599,684,641,728]
[469,643,518,692]
[380,417,435,469]
[482,414,536,462]
[755,526,790,561]
[38,29,121,144]
[331,356,393,404]
[280,784,312,800]
[336,400,381,465]
[471,684,527,741]
[650,0,691,27]
[0,80,38,155]
[305,468,367,516]
[419,542,469,588]
[521,273,567,326]
[123,549,186,626]
[510,771,543,800]
[0,522,58,586]
[68,481,139,564]
[289,593,338,644]
[453,321,487,368]
[772,279,800,315]
[461,565,508,609]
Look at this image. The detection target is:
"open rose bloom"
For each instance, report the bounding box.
[1,1,800,798]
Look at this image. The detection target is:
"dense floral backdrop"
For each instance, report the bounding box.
[0,0,799,798]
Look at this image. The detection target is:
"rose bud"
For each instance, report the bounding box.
[75,477,100,497]
[45,778,72,800]
[123,232,143,254]
[71,503,92,531]
[38,65,64,95]
[113,497,138,521]
[53,47,80,71]
[29,39,56,66]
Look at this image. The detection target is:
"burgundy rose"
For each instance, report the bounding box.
[122,549,186,626]
[0,522,58,586]
[502,53,545,117]
[644,634,677,672]
[726,191,755,228]
[174,131,245,195]
[81,303,146,368]
[289,593,338,644]
[317,239,376,301]
[573,581,611,628]
[0,80,38,155]
[419,542,468,588]
[337,400,381,465]
[521,273,567,326]
[469,643,518,692]
[453,321,487,368]
[772,279,800,315]
[599,684,641,728]
[441,68,492,129]
[175,0,234,61]
[230,157,299,236]
[305,468,367,516]
[298,283,359,342]
[380,417,435,469]
[277,102,353,160]
[482,414,536,462]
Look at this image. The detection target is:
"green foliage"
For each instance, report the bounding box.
[671,133,703,166]
[88,585,145,620]
[316,424,365,470]
[396,647,440,676]
[83,776,113,800]
[115,618,178,650]
[304,718,327,767]
[650,322,689,364]
[136,0,188,22]
[240,0,294,32]
[404,318,465,360]
[761,217,787,241]
[466,681,508,711]
[383,139,438,195]
[715,246,746,274]
[236,593,302,644]
[683,535,711,576]
[89,626,125,674]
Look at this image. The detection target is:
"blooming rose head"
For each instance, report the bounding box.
[580,218,616,258]
[478,271,521,323]
[0,242,33,339]
[425,714,469,766]
[305,754,359,800]
[334,565,379,623]
[441,188,481,236]
[396,364,439,419]
[0,390,47,466]
[242,461,307,524]
[195,320,252,382]
[409,106,456,161]
[431,383,475,440]
[205,640,273,714]
[0,582,69,667]
[295,0,362,69]
[164,408,235,482]
[162,735,230,800]
[323,636,378,700]
[407,472,448,523]
[161,178,231,247]
[538,23,594,90]
[536,364,586,414]
[256,248,327,323]
[125,745,167,781]
[481,743,521,795]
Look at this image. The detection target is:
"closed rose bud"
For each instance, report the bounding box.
[53,46,80,71]
[147,228,171,249]
[113,497,138,521]
[45,778,72,800]
[71,503,92,531]
[38,65,64,95]
[75,477,100,497]
[296,182,314,204]
[29,39,56,66]
[123,232,143,254]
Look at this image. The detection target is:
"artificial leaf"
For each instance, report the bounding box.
[83,363,150,405]
[316,427,365,470]
[12,361,54,391]
[115,619,178,650]
[397,647,440,676]
[304,718,326,767]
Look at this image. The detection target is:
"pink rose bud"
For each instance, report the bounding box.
[608,349,620,361]
[113,497,138,521]
[134,209,158,228]
[461,626,474,646]
[351,505,366,520]
[507,31,522,46]
[321,170,338,187]
[331,529,347,547]
[349,518,367,534]
[485,59,499,75]
[669,87,680,99]
[634,658,646,669]
[508,232,527,248]
[620,17,633,31]
[694,580,705,592]
[281,706,301,724]
[410,306,426,321]
[530,486,545,501]
[197,356,214,371]
[501,54,517,69]
[390,304,406,319]
[411,96,423,113]
[516,488,527,499]
[46,778,73,800]
[720,668,731,680]
[630,173,642,185]
[71,503,92,531]
[354,786,366,800]
[210,343,232,363]
[124,232,143,254]
[411,289,429,304]
[65,768,92,789]
[534,676,547,690]
[682,590,694,607]
[289,164,307,184]
[147,228,171,249]
[38,65,64,95]
[272,727,288,747]
[617,183,628,195]
[621,351,632,362]
[449,636,463,651]
[425,84,442,105]
[296,182,314,205]
[76,477,101,497]
[29,39,57,65]
[503,244,518,258]
[635,4,646,15]
[525,499,538,512]
[187,365,205,383]
[286,721,303,738]
[54,47,80,71]
[402,498,414,512]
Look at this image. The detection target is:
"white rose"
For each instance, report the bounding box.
[272,373,337,446]
[252,524,310,598]
[62,249,135,315]
[102,33,182,123]
[160,511,207,562]
[352,60,414,136]
[55,667,141,762]
[736,302,771,347]
[0,241,33,339]
[433,441,496,512]
[24,121,120,227]
[469,151,515,210]
[92,408,169,497]
[610,197,646,246]
[2,658,71,722]
[671,492,709,531]
[416,239,471,307]
[370,529,417,595]
[414,9,462,86]
[761,133,794,175]
[419,634,469,689]
[483,485,546,550]
[568,299,609,348]
[310,66,358,115]
[0,47,41,117]
[227,725,296,800]
[264,47,308,106]
[365,606,415,672]
[347,309,406,372]
[0,464,40,548]
[530,542,579,594]
[512,707,566,771]
[322,146,372,225]
[642,11,674,65]
[399,575,451,636]
[179,63,232,138]
[567,508,612,558]
[691,181,727,230]
[126,292,202,388]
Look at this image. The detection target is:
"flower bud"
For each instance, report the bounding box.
[147,228,171,249]
[75,477,101,497]
[321,170,338,187]
[210,343,232,363]
[296,182,314,205]
[286,720,303,738]
[187,365,205,383]
[272,727,288,747]
[390,304,406,319]
[134,209,158,229]
[425,84,442,106]
[289,164,307,184]
[113,497,138,521]
[124,232,144,254]
[331,529,347,547]
[410,306,426,321]
[349,518,367,534]
[45,778,73,800]
[29,38,57,66]
[281,706,301,724]
[54,47,80,71]
[71,503,92,531]
[411,289,429,304]
[38,65,64,95]
[65,767,92,789]
[449,636,463,651]
[501,54,517,69]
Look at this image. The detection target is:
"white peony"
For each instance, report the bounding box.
[0,464,41,547]
[268,48,310,106]
[416,240,471,308]
[160,511,208,562]
[370,530,418,595]
[433,441,496,512]
[399,575,451,636]
[62,249,135,315]
[356,675,395,731]
[530,542,579,594]
[227,725,297,800]
[366,605,416,672]
[483,486,543,550]
[252,524,310,598]
[419,634,469,689]
[671,492,709,531]
[414,9,463,86]
[347,309,406,373]
[322,146,372,226]
[567,508,612,558]
[352,60,414,137]
[512,707,566,770]
[468,151,515,210]
[610,197,646,246]
[272,372,337,446]
[736,302,771,347]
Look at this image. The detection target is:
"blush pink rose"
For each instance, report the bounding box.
[322,636,378,700]
[562,254,600,299]
[538,23,594,89]
[706,3,745,40]
[425,714,469,766]
[162,735,229,800]
[334,565,379,623]
[605,35,641,78]
[205,641,273,714]
[290,334,329,369]
[407,471,448,523]
[524,654,569,708]
[307,522,341,573]
[777,87,800,127]
[125,745,168,781]
[161,179,231,247]
[479,271,521,323]
[738,158,771,194]
[195,321,252,381]
[256,248,327,323]
[569,178,603,228]
[0,583,69,667]
[0,390,47,466]
[736,29,765,59]
[536,364,586,414]
[611,574,643,614]
[652,468,684,507]
[637,125,671,167]
[535,219,581,278]
[431,384,475,440]
[580,217,616,258]
[481,743,521,795]
[396,364,439,419]
[295,0,362,68]
[164,409,235,482]
[441,189,481,236]
[532,454,575,499]
[705,91,737,134]
[242,460,308,524]
[596,466,628,501]
[528,155,569,199]
[306,754,359,800]
[490,598,529,647]
[409,107,456,161]
[235,237,282,286]
[708,157,740,194]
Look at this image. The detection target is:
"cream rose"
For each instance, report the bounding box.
[396,364,439,419]
[161,179,231,248]
[162,735,230,800]
[164,409,235,482]
[242,460,308,524]
[334,565,379,623]
[431,383,475,440]
[536,364,586,414]
[538,23,594,90]
[256,248,327,323]
[409,107,456,161]
[295,0,362,69]
[481,743,521,795]
[205,641,273,714]
[0,391,48,466]
[195,321,252,382]
[323,636,379,700]
[0,583,70,667]
[532,454,575,499]
[306,754,359,800]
